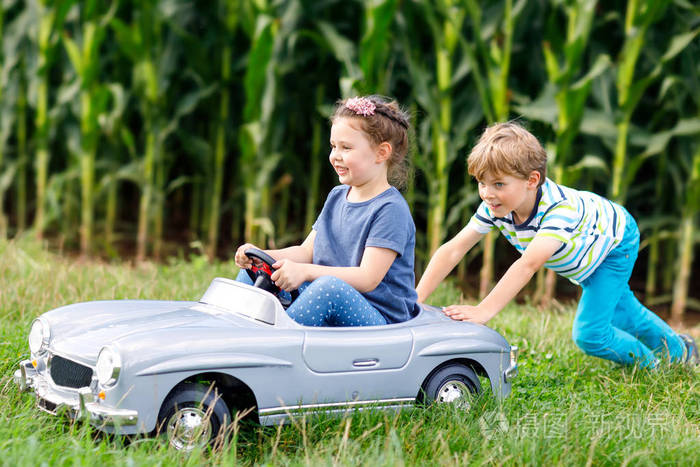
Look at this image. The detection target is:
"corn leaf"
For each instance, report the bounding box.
[571,54,611,90]
[514,83,557,125]
[62,33,82,76]
[661,29,699,62]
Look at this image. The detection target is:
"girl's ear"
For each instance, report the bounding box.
[375,142,392,163]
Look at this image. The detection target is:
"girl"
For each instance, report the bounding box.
[234,95,418,326]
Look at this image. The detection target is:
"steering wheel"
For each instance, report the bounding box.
[244,248,299,308]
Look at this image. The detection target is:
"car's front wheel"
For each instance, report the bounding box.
[422,363,481,409]
[157,382,230,451]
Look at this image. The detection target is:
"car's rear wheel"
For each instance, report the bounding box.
[422,364,481,409]
[157,382,230,451]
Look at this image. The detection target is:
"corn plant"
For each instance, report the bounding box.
[111,0,166,261]
[27,0,74,240]
[0,0,4,238]
[111,0,213,260]
[400,0,463,256]
[238,0,303,246]
[516,0,609,304]
[671,140,700,320]
[111,1,160,261]
[397,0,484,271]
[463,0,523,298]
[0,1,22,240]
[635,116,700,317]
[62,0,117,255]
[357,0,398,95]
[608,0,694,203]
[92,83,127,255]
[317,0,399,95]
[311,0,400,230]
[206,0,239,260]
[303,86,324,233]
[642,38,700,321]
[15,65,27,234]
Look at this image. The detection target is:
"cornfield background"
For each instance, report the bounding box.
[0,0,698,321]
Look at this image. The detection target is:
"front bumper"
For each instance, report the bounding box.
[504,345,519,383]
[14,359,138,427]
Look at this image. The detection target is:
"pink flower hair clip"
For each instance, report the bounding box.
[345,97,376,116]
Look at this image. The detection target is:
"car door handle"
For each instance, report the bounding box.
[353,359,378,367]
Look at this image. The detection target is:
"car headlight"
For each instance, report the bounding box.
[96,346,121,387]
[28,319,50,356]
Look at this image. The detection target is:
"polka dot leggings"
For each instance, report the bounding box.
[235,271,387,326]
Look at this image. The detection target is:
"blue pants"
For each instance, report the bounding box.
[572,211,685,368]
[234,271,387,327]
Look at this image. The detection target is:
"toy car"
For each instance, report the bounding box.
[14,249,518,451]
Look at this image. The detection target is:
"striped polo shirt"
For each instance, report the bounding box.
[467,178,627,283]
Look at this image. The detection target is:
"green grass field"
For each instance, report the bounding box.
[1,239,698,466]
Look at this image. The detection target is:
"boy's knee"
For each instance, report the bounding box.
[572,326,609,355]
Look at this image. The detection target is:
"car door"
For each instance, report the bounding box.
[298,326,414,404]
[303,327,413,373]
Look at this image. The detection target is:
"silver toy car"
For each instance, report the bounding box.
[14,254,518,451]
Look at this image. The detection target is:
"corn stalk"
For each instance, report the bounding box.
[609,0,672,203]
[397,1,482,270]
[239,0,301,246]
[358,0,398,95]
[207,0,239,260]
[304,86,324,233]
[30,0,73,240]
[464,0,523,298]
[517,0,609,304]
[0,2,25,240]
[402,0,465,261]
[112,1,213,260]
[666,38,700,321]
[0,0,4,239]
[671,141,700,321]
[111,1,161,261]
[62,0,116,256]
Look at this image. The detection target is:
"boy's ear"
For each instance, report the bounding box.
[375,142,392,163]
[527,170,541,188]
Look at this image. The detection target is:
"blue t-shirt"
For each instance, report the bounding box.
[312,185,418,324]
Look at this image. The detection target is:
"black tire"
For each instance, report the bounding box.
[157,382,230,451]
[421,364,481,409]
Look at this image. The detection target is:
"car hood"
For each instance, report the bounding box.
[43,300,263,363]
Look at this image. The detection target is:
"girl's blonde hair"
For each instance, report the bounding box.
[331,95,412,189]
[468,121,547,186]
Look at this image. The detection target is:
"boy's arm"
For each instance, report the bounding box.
[443,235,562,324]
[416,226,484,303]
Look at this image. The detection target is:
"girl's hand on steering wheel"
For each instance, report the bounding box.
[271,259,308,292]
[235,243,262,269]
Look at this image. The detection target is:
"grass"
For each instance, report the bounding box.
[0,238,698,466]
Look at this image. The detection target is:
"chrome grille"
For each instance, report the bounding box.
[50,355,93,388]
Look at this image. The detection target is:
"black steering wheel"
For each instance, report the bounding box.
[244,248,299,309]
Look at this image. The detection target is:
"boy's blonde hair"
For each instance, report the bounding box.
[467,122,547,186]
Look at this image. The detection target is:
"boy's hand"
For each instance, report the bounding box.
[271,259,308,291]
[442,304,494,325]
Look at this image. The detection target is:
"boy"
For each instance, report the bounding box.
[416,122,698,368]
